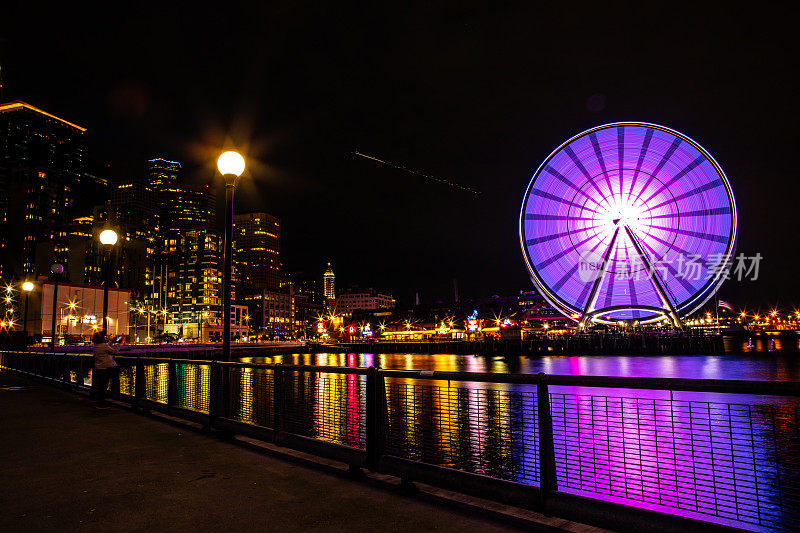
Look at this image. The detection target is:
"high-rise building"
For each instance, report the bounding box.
[323,262,335,302]
[62,214,103,285]
[0,101,86,279]
[108,177,158,242]
[146,158,180,192]
[232,212,280,293]
[146,173,223,338]
[106,177,158,300]
[161,229,222,331]
[159,182,215,234]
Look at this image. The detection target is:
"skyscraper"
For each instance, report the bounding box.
[0,101,86,279]
[323,262,335,302]
[158,182,215,234]
[146,174,222,338]
[146,158,180,192]
[108,177,158,242]
[232,212,281,293]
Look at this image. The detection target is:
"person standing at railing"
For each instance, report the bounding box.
[92,330,119,409]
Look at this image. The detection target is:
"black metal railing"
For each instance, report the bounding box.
[2,350,798,533]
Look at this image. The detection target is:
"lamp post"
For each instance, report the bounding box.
[200,310,208,343]
[217,150,245,362]
[50,263,63,351]
[22,281,33,346]
[99,229,118,334]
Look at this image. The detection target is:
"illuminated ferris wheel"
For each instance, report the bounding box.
[519,122,737,326]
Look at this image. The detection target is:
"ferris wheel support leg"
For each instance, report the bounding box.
[579,227,620,329]
[623,226,684,331]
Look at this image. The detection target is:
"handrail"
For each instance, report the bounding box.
[379,369,800,396]
[114,356,213,366]
[6,350,800,396]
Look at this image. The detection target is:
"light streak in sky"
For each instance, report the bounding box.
[353,151,482,195]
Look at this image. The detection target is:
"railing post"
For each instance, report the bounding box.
[222,362,230,420]
[134,357,144,411]
[273,364,284,435]
[209,361,220,426]
[537,372,557,511]
[61,354,72,389]
[111,359,121,399]
[168,360,177,409]
[366,366,387,472]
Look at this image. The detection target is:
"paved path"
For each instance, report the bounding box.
[0,372,598,532]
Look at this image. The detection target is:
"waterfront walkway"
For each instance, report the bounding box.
[0,372,594,532]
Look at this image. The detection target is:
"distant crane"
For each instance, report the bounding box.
[353,151,482,195]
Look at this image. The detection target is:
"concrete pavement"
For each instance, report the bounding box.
[0,371,601,532]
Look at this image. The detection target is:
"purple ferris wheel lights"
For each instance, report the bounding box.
[519,122,737,325]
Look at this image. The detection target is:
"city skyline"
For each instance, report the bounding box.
[1,4,798,309]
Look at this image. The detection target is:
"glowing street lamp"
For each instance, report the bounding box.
[217,151,246,177]
[22,281,33,344]
[99,229,118,246]
[99,228,118,334]
[218,150,245,361]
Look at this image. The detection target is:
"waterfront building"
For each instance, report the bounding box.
[198,303,248,342]
[293,277,321,337]
[0,101,86,279]
[23,281,130,343]
[244,289,294,338]
[276,273,321,338]
[336,286,395,315]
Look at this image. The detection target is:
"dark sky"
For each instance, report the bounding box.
[2,3,798,310]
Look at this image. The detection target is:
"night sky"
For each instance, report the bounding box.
[2,3,798,310]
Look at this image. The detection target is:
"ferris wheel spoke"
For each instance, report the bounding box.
[649,206,730,220]
[529,188,602,216]
[644,224,729,244]
[525,224,601,247]
[543,165,605,210]
[580,226,620,322]
[617,128,625,198]
[602,246,622,309]
[631,138,683,208]
[534,233,598,270]
[589,132,615,197]
[638,229,712,269]
[637,238,700,296]
[623,225,683,328]
[640,154,705,206]
[564,145,608,199]
[648,179,723,211]
[628,128,654,203]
